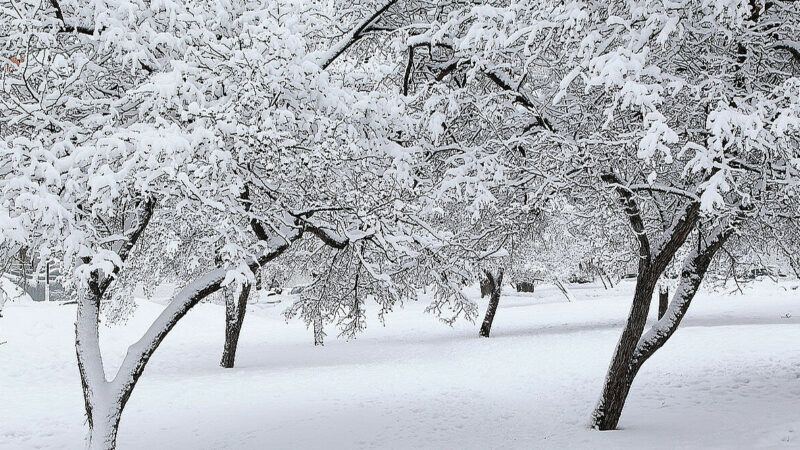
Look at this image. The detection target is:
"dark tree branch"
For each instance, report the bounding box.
[774,43,800,65]
[652,200,701,273]
[88,197,156,297]
[601,173,652,263]
[484,71,554,132]
[319,0,399,70]
[403,46,414,96]
[241,185,348,250]
[50,0,96,35]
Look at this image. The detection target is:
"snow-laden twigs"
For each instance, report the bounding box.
[316,0,399,70]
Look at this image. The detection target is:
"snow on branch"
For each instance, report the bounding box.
[632,224,734,369]
[316,0,399,70]
[600,173,652,263]
[109,227,303,405]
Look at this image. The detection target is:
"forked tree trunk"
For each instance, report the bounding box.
[220,282,252,368]
[76,226,300,449]
[590,178,704,431]
[479,269,504,337]
[591,224,731,430]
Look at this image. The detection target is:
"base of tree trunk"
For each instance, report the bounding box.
[591,382,631,431]
[220,282,252,368]
[479,270,503,338]
[86,412,122,450]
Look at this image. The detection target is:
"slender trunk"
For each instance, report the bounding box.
[592,224,732,430]
[591,271,657,430]
[313,316,324,346]
[658,286,669,320]
[75,229,298,449]
[221,282,252,368]
[554,279,574,302]
[601,269,614,288]
[479,269,504,338]
[76,288,111,448]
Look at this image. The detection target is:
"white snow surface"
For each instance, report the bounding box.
[1,280,799,449]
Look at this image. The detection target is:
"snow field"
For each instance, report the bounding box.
[1,280,798,449]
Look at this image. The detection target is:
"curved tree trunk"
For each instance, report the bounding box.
[479,269,504,337]
[592,177,703,431]
[591,223,732,430]
[590,271,657,430]
[76,219,302,449]
[221,282,252,368]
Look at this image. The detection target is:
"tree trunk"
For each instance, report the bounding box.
[313,316,325,346]
[220,282,252,368]
[86,408,122,450]
[591,272,658,430]
[592,223,732,430]
[480,276,492,298]
[658,286,669,320]
[516,281,535,292]
[554,280,574,302]
[479,269,504,337]
[76,288,124,450]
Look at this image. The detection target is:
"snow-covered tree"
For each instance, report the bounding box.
[393,0,800,430]
[0,0,475,447]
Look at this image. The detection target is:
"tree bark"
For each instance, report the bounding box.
[479,269,503,337]
[85,407,122,450]
[220,282,252,368]
[591,178,706,430]
[590,271,658,430]
[591,221,732,430]
[658,286,669,320]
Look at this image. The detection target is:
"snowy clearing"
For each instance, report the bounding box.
[2,280,799,449]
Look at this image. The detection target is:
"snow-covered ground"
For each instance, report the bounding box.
[1,280,799,449]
